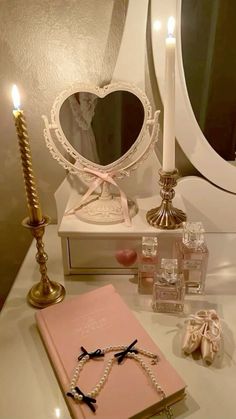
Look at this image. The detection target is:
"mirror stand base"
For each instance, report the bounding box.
[74,194,138,225]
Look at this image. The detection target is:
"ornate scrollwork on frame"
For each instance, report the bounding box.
[42,82,160,225]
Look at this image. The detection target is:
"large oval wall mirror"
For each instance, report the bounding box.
[151,0,236,194]
[181,0,236,163]
[42,82,160,224]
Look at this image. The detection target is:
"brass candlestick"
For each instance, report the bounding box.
[23,216,65,309]
[146,169,187,229]
[12,86,65,308]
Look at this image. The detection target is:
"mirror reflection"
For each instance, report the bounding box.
[182,0,236,162]
[59,90,144,166]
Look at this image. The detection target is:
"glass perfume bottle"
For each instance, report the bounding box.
[174,222,209,294]
[152,259,185,313]
[138,236,158,294]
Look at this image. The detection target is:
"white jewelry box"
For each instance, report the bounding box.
[56,176,183,275]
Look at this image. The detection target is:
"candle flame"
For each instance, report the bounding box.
[167,16,175,36]
[12,84,21,110]
[54,408,61,418]
[153,20,162,31]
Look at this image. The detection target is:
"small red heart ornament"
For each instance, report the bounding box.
[115,249,137,267]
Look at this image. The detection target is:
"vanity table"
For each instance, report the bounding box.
[0,225,235,419]
[3,1,236,417]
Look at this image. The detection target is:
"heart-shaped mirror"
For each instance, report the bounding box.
[42,82,159,225]
[59,90,144,167]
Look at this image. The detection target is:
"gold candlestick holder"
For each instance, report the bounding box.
[146,169,187,229]
[22,216,66,309]
[12,85,65,308]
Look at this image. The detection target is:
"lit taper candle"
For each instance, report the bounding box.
[12,85,43,225]
[163,16,176,172]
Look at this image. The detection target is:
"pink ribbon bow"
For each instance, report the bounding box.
[188,310,222,346]
[65,168,131,226]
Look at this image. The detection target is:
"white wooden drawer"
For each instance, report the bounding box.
[60,233,181,275]
[62,235,140,274]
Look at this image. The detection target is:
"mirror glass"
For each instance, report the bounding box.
[181,0,236,162]
[59,90,144,166]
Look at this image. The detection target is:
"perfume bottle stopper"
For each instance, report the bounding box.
[138,236,158,295]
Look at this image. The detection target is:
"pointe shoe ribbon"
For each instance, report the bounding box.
[200,310,222,363]
[182,309,222,362]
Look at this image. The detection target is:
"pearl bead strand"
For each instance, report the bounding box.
[87,357,115,398]
[67,344,173,418]
[126,352,166,399]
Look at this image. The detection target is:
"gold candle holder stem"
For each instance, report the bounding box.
[146,169,187,229]
[23,216,66,308]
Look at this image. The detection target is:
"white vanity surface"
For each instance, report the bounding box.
[0,225,236,419]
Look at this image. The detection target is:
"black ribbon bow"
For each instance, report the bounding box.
[78,346,104,361]
[114,339,138,364]
[67,386,96,412]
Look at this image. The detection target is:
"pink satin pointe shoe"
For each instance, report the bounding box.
[200,310,222,363]
[182,310,208,354]
[182,310,222,362]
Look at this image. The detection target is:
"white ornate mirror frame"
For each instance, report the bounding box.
[151,0,236,194]
[42,82,160,225]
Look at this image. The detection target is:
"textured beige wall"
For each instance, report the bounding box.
[0,0,194,307]
[0,0,127,306]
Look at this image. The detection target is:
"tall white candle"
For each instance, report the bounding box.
[163,16,176,172]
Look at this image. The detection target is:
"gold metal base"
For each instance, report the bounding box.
[27,280,66,309]
[23,216,66,309]
[146,169,187,230]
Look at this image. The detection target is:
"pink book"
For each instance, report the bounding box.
[36,284,186,419]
